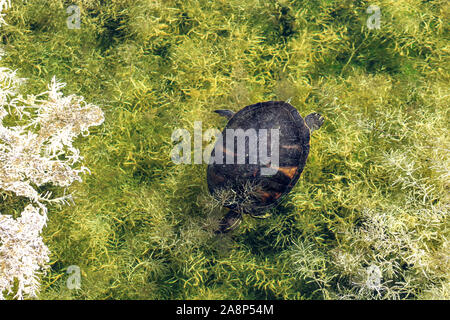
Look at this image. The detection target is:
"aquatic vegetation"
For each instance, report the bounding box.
[0,71,104,298]
[0,2,104,299]
[0,0,448,299]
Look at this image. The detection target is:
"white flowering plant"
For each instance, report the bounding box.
[0,66,104,299]
[0,1,104,297]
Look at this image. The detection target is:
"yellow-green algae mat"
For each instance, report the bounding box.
[0,0,448,299]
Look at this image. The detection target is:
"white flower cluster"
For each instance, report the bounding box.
[0,75,104,201]
[0,0,9,27]
[0,22,104,298]
[0,205,49,299]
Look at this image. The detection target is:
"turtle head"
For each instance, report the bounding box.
[305,112,324,133]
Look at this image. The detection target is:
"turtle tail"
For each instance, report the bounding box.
[215,210,242,234]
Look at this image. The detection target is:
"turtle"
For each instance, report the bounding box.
[207,100,324,233]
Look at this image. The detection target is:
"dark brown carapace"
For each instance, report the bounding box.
[207,101,324,233]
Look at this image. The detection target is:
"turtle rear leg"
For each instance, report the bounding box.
[215,210,242,234]
[214,109,235,120]
[305,112,324,133]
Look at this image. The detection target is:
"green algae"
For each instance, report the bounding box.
[0,0,448,299]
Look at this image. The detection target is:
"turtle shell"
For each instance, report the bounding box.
[207,101,310,216]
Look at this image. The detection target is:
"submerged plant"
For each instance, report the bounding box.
[0,68,104,299]
[210,179,264,215]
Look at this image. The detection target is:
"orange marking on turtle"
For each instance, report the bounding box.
[276,166,298,179]
[282,144,302,151]
[258,191,273,203]
[209,170,225,183]
[216,146,236,158]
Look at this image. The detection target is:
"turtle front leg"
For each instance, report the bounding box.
[305,112,324,133]
[214,109,235,120]
[215,210,242,234]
